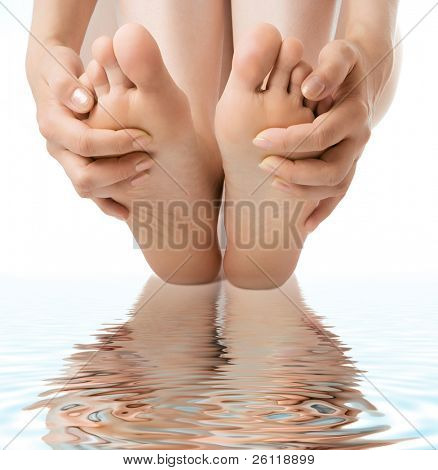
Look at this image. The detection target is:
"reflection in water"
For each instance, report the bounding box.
[28,276,396,449]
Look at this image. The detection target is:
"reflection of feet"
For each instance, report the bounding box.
[216,24,320,289]
[86,24,222,284]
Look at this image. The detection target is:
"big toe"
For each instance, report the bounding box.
[113,23,171,91]
[230,23,282,91]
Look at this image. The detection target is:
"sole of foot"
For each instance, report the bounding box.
[86,23,223,284]
[216,23,320,289]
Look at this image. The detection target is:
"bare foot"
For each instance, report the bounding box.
[85,24,223,284]
[216,24,320,289]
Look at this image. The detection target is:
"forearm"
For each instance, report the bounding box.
[336,0,399,109]
[26,0,96,83]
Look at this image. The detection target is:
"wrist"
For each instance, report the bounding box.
[345,28,394,108]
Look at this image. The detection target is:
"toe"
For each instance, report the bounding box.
[113,23,171,92]
[231,23,282,91]
[289,60,313,103]
[267,37,303,91]
[86,59,109,97]
[92,36,133,89]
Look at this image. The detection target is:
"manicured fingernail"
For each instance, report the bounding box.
[272,178,292,192]
[253,136,273,149]
[258,160,276,172]
[302,76,325,97]
[131,173,150,187]
[135,159,153,172]
[71,88,90,107]
[133,134,152,151]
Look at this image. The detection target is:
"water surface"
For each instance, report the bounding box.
[1,276,437,449]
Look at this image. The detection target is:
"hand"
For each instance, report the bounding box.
[255,39,373,231]
[27,44,153,219]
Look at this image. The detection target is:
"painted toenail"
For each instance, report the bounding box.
[253,136,273,149]
[135,159,153,172]
[133,134,152,151]
[71,88,90,107]
[302,76,325,98]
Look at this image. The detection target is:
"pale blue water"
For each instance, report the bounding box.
[0,276,437,450]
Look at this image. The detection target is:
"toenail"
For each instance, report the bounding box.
[253,136,273,149]
[135,159,153,172]
[302,75,325,98]
[133,134,152,151]
[71,88,91,107]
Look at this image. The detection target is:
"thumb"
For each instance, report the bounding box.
[301,39,358,101]
[44,46,94,113]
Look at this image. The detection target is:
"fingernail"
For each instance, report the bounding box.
[133,134,152,151]
[272,178,292,192]
[71,88,90,107]
[253,136,273,149]
[135,159,153,172]
[258,160,276,173]
[302,76,325,98]
[131,173,150,187]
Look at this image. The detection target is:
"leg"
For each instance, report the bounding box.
[231,0,339,67]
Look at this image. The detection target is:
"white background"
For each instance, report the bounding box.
[0,0,437,282]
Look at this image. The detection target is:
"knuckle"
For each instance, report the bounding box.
[49,75,68,97]
[336,39,356,62]
[115,156,133,180]
[314,127,331,151]
[362,124,372,143]
[46,141,57,157]
[324,167,343,187]
[77,128,94,156]
[74,170,93,198]
[37,112,53,140]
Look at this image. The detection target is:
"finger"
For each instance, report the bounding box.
[39,105,152,156]
[305,163,357,231]
[305,195,345,232]
[253,99,361,154]
[91,197,129,220]
[316,96,333,116]
[271,177,347,200]
[44,48,95,113]
[301,40,357,100]
[52,146,153,196]
[259,138,360,186]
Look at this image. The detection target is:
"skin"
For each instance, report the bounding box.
[254,0,400,231]
[216,24,320,288]
[25,0,156,219]
[83,24,223,283]
[26,1,400,287]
